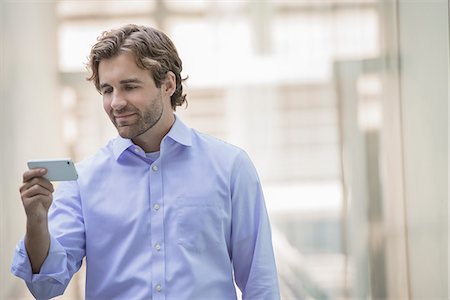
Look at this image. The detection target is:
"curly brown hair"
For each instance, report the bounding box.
[87,24,187,110]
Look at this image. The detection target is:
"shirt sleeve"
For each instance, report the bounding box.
[230,150,281,300]
[10,180,86,299]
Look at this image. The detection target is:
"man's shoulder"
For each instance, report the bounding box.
[190,129,259,181]
[191,129,244,158]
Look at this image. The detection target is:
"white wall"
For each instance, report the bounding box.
[398,0,448,298]
[0,2,66,298]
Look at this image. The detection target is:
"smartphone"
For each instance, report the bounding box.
[27,158,78,181]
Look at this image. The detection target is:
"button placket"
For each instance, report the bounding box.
[149,159,165,299]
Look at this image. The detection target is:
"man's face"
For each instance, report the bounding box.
[98,52,165,140]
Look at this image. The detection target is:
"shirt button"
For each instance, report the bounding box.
[153,203,160,211]
[152,165,158,172]
[134,147,140,153]
[155,243,161,251]
[155,284,162,292]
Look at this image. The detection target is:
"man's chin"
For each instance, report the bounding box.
[116,127,135,139]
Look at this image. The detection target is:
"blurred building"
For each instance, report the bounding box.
[1,0,448,299]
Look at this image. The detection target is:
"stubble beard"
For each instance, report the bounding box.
[114,91,164,139]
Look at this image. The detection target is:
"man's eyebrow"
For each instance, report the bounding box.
[99,78,143,90]
[119,78,144,84]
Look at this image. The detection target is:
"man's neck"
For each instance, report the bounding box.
[132,114,176,152]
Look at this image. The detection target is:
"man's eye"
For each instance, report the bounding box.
[102,89,112,95]
[125,85,137,90]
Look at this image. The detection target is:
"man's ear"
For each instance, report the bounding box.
[162,71,176,97]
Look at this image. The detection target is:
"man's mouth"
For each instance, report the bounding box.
[114,113,136,121]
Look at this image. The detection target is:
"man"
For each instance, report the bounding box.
[11,24,280,300]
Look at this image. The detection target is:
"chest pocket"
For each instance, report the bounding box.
[176,197,223,253]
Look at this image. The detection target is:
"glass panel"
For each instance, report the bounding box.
[164,0,210,12]
[57,0,155,17]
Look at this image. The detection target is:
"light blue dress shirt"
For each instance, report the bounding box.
[11,116,280,300]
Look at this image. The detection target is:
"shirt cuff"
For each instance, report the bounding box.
[11,235,70,285]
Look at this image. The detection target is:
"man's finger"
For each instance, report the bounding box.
[22,168,47,183]
[22,184,53,199]
[21,177,54,192]
[20,177,54,194]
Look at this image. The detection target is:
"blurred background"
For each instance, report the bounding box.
[0,0,448,299]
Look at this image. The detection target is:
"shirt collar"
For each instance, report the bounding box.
[165,115,192,147]
[112,115,192,160]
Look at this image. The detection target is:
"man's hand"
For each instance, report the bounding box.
[19,168,54,273]
[20,168,54,222]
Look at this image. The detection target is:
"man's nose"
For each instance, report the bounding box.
[111,91,127,110]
